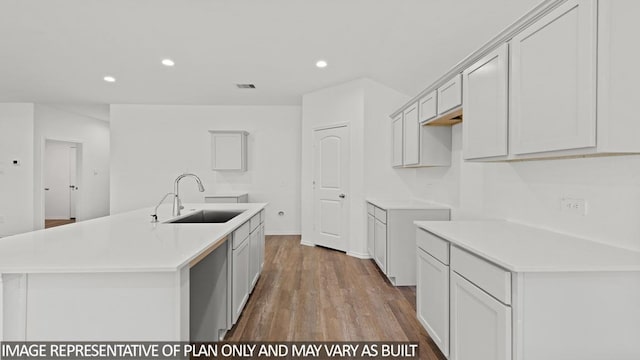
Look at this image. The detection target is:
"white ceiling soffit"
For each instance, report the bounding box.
[0,0,541,105]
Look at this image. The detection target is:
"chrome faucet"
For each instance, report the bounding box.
[150,192,175,223]
[173,173,205,216]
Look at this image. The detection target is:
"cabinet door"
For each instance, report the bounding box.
[510,0,596,155]
[403,103,420,166]
[417,249,450,357]
[249,229,260,292]
[374,219,387,273]
[438,74,463,115]
[210,131,248,171]
[259,224,265,271]
[450,272,511,360]
[392,115,404,167]
[419,90,438,123]
[232,238,250,324]
[463,44,509,159]
[367,213,375,257]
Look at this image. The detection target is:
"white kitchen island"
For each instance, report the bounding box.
[0,203,266,341]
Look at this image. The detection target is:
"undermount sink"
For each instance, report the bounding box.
[165,210,244,224]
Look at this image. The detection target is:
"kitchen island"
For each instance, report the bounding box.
[0,203,266,341]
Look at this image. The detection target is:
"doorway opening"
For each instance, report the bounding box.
[44,140,81,229]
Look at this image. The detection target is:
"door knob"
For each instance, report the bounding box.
[44,188,50,191]
[339,194,346,199]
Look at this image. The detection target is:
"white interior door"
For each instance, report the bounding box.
[45,141,71,219]
[313,125,349,252]
[69,146,77,219]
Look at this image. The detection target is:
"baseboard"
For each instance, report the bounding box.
[347,251,372,259]
[299,239,315,247]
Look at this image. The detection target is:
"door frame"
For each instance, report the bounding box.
[38,137,83,229]
[311,123,350,251]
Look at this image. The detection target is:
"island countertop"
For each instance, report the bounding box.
[0,203,266,274]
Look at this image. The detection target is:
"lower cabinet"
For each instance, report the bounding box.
[230,210,266,325]
[366,213,375,257]
[417,248,450,358]
[450,272,511,360]
[231,236,250,324]
[373,218,387,273]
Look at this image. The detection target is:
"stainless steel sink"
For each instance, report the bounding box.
[165,210,244,224]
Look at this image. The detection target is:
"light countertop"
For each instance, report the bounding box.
[367,198,450,210]
[415,220,640,272]
[0,203,266,274]
[204,192,248,197]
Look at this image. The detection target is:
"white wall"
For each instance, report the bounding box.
[34,104,110,228]
[109,105,301,235]
[302,78,417,257]
[0,103,34,237]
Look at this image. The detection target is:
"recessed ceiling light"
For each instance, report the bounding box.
[316,60,328,68]
[161,59,175,67]
[103,76,116,83]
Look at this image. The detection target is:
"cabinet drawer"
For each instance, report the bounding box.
[374,207,387,224]
[416,229,449,265]
[366,203,375,215]
[451,246,511,305]
[438,74,463,114]
[232,221,250,249]
[250,213,260,232]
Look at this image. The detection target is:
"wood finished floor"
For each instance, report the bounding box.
[225,235,446,360]
[44,219,75,228]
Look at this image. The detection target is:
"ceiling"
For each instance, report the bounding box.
[0,0,540,105]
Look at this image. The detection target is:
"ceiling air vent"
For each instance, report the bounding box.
[236,84,256,89]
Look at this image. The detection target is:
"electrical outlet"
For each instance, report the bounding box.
[560,198,587,216]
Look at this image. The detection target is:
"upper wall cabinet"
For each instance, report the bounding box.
[463,44,509,160]
[437,74,463,116]
[392,115,404,167]
[393,103,451,168]
[510,0,597,157]
[210,130,249,171]
[419,91,438,123]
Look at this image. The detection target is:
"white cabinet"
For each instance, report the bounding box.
[418,90,437,123]
[510,0,597,156]
[249,227,260,291]
[450,272,511,360]
[367,200,450,286]
[373,218,387,273]
[231,234,249,324]
[392,115,403,167]
[367,213,375,258]
[417,247,449,357]
[437,74,463,115]
[210,130,249,171]
[392,103,452,168]
[204,193,248,203]
[403,103,420,166]
[463,43,509,160]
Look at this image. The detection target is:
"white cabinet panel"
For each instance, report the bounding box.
[419,91,437,123]
[450,272,511,360]
[417,249,449,357]
[367,213,374,257]
[438,74,463,115]
[231,237,249,324]
[510,0,596,155]
[403,103,420,166]
[210,131,249,171]
[249,229,260,292]
[374,219,387,273]
[392,115,403,167]
[463,43,509,159]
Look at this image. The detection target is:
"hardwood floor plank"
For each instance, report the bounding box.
[225,235,446,360]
